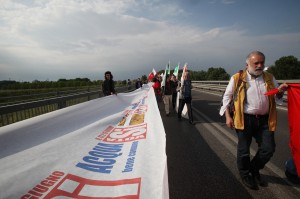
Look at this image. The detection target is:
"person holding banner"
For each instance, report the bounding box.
[219,51,288,190]
[152,77,162,104]
[177,72,193,124]
[102,71,116,96]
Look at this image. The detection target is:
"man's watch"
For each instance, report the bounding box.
[277,88,284,98]
[277,88,284,94]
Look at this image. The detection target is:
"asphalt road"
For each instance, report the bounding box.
[160,89,300,199]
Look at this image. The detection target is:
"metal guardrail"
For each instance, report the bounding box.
[0,86,132,127]
[1,80,299,127]
[0,87,101,106]
[192,80,300,103]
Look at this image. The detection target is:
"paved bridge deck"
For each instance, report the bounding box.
[158,100,299,199]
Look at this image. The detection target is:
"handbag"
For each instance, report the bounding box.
[229,70,243,117]
[219,70,243,117]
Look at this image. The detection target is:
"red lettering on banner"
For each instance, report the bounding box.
[133,105,147,115]
[21,171,65,199]
[100,124,147,143]
[44,174,141,199]
[21,193,39,199]
[96,126,114,140]
[28,190,42,197]
[122,109,133,116]
[33,185,48,193]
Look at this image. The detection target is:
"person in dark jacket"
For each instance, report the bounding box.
[127,79,132,90]
[162,75,172,116]
[135,78,143,89]
[171,74,178,110]
[178,72,193,124]
[102,71,116,96]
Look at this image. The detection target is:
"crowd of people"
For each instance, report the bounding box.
[151,71,194,124]
[101,50,299,190]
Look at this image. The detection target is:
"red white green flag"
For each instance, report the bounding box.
[173,63,179,78]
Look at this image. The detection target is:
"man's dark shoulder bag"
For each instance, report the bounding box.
[220,70,243,117]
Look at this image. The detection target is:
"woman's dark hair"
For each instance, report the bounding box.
[104,71,113,80]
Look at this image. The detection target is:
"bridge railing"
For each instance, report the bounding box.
[0,86,132,127]
[1,80,299,127]
[0,87,100,106]
[192,80,300,101]
[192,81,228,93]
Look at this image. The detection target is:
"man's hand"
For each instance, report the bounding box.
[225,109,234,129]
[278,83,288,93]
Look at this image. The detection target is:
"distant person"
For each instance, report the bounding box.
[156,73,162,83]
[171,74,178,110]
[162,75,172,116]
[127,79,132,90]
[102,71,116,96]
[135,78,143,89]
[219,51,288,190]
[152,77,162,104]
[178,72,193,124]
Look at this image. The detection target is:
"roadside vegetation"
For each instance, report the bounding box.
[1,55,299,99]
[0,55,299,126]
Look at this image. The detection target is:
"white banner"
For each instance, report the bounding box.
[0,84,169,199]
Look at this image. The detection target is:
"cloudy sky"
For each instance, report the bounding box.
[1,0,300,82]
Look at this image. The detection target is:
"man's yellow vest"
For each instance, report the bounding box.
[232,71,277,131]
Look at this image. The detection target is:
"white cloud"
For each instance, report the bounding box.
[221,0,235,4]
[0,0,300,81]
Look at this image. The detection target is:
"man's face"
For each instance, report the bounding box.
[246,54,265,77]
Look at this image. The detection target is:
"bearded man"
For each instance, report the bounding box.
[219,51,288,190]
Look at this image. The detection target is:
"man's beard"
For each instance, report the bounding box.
[248,65,264,77]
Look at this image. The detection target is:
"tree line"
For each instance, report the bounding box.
[1,55,299,90]
[156,55,300,81]
[267,55,300,80]
[0,78,99,90]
